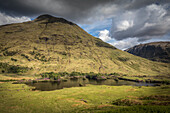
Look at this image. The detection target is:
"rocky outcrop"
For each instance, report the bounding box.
[126,42,170,63]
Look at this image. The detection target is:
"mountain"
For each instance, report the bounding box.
[125,42,170,63]
[0,14,169,76]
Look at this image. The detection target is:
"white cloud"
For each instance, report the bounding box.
[117,20,133,31]
[110,4,170,41]
[0,12,31,25]
[111,38,139,50]
[98,29,111,42]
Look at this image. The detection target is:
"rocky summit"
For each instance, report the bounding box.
[0,14,169,75]
[126,42,170,63]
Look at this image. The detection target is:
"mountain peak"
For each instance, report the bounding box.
[36,14,54,20]
[35,14,75,25]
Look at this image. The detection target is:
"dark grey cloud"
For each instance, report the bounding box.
[0,0,41,16]
[0,0,114,23]
[1,0,169,23]
[0,0,170,45]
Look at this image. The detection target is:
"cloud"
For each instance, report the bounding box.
[116,20,134,31]
[0,0,116,24]
[0,0,169,49]
[2,0,169,24]
[98,29,139,50]
[110,4,170,42]
[98,29,111,42]
[0,12,31,25]
[110,34,170,50]
[111,38,139,50]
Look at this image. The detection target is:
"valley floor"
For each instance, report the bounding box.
[0,78,170,113]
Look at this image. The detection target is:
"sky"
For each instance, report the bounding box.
[0,0,170,50]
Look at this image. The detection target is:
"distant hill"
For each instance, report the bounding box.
[125,42,170,63]
[0,14,169,76]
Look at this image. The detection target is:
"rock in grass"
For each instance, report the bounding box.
[81,99,87,103]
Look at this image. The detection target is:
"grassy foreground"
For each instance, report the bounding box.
[0,81,170,113]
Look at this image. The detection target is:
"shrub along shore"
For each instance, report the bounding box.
[21,72,169,85]
[0,71,169,85]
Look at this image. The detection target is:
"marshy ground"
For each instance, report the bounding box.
[0,74,170,113]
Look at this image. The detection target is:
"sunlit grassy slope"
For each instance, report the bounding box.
[0,14,169,75]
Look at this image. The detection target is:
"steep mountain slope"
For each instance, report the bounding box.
[0,14,169,75]
[126,42,170,63]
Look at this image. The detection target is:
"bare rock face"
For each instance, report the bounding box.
[125,42,170,63]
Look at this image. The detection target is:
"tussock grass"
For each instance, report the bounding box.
[0,82,169,113]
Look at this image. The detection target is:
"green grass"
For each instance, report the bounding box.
[121,76,170,84]
[0,74,37,81]
[94,106,170,113]
[0,82,169,113]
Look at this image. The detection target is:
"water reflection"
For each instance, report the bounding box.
[26,78,156,91]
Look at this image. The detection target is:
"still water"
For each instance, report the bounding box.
[25,78,157,91]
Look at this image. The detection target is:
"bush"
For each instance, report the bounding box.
[9,66,28,73]
[40,72,108,80]
[21,54,30,61]
[0,62,29,73]
[40,72,61,80]
[34,53,48,62]
[34,47,37,50]
[3,51,18,56]
[11,58,17,62]
[58,72,69,76]
[70,72,82,76]
[109,73,120,76]
[118,57,129,62]
[29,51,35,55]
